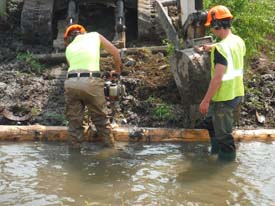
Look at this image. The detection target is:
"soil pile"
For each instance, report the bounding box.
[0,0,274,128]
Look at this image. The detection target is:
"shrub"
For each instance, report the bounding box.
[16,51,45,74]
[204,0,275,60]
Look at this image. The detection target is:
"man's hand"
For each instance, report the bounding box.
[199,99,210,115]
[202,44,214,52]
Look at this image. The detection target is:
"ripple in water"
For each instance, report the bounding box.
[0,141,274,206]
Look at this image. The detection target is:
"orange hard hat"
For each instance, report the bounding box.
[64,24,86,40]
[205,5,233,27]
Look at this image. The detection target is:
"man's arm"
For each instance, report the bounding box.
[99,34,121,74]
[199,64,226,114]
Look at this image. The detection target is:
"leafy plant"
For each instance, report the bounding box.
[16,51,45,74]
[153,104,175,121]
[162,39,175,57]
[146,97,176,121]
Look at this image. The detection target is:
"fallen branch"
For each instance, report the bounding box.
[0,125,274,142]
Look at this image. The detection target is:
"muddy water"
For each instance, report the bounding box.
[0,141,274,206]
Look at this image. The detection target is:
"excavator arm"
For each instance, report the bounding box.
[155,0,210,49]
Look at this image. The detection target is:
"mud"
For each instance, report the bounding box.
[0,0,274,128]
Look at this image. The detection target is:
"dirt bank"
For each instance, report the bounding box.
[0,0,274,129]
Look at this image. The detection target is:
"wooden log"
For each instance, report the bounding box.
[233,129,275,142]
[0,125,275,142]
[32,46,168,64]
[113,127,210,142]
[0,125,68,141]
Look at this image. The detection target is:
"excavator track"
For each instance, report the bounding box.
[21,0,54,45]
[20,0,163,46]
[138,0,163,41]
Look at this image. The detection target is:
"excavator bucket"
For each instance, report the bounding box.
[170,48,211,127]
[154,0,212,127]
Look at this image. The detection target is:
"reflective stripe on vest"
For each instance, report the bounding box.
[66,32,100,72]
[211,34,246,101]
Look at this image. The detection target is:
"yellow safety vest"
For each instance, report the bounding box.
[211,34,246,101]
[65,32,101,72]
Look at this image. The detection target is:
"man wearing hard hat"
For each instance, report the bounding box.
[198,5,246,161]
[64,24,122,148]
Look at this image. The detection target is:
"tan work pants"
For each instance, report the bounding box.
[64,76,114,147]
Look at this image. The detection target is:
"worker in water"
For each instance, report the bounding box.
[197,5,246,161]
[64,24,122,148]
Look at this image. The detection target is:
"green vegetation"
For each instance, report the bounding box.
[44,112,67,125]
[162,39,175,57]
[16,51,45,74]
[204,0,275,61]
[153,104,175,121]
[146,97,176,121]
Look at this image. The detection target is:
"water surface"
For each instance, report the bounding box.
[0,141,274,206]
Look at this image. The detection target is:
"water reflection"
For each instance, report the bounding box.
[0,141,274,206]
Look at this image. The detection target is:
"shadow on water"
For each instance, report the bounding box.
[177,148,238,183]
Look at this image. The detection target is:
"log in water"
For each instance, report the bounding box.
[0,125,274,142]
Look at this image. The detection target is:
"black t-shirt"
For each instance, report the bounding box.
[214,48,227,66]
